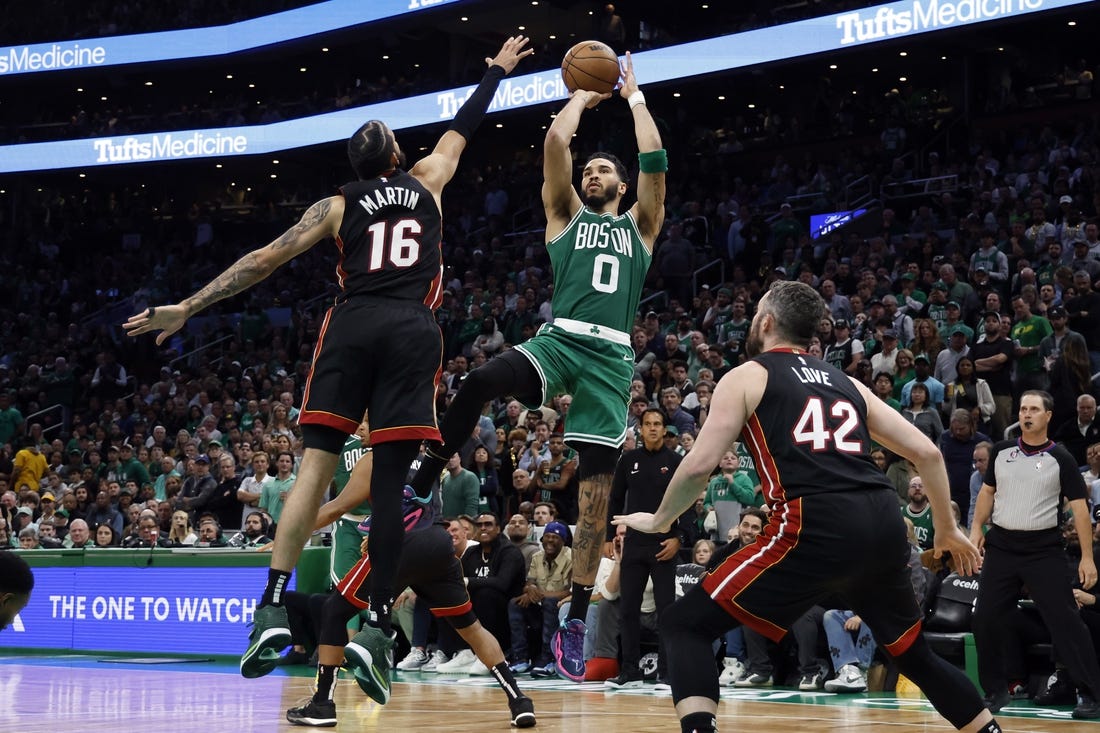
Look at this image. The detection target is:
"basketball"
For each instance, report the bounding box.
[561,40,620,94]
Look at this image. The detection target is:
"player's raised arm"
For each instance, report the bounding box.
[542,90,607,237]
[123,196,342,345]
[620,52,665,249]
[411,36,532,198]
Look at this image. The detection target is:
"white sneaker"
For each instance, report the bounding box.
[396,647,429,671]
[421,649,450,672]
[824,664,867,693]
[435,648,478,673]
[467,657,491,676]
[718,658,746,686]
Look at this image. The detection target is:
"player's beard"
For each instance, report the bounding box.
[745,317,763,358]
[583,187,616,209]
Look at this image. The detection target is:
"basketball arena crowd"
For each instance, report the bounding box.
[2,0,1100,709]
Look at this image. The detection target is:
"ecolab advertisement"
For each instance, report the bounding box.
[6,565,286,655]
[0,0,1089,173]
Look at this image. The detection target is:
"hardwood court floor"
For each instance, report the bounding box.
[1,655,1098,732]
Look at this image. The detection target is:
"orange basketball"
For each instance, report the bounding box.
[561,40,620,94]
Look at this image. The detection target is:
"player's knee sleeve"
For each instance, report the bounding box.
[301,423,348,454]
[892,634,987,728]
[319,593,361,647]
[661,593,722,705]
[576,444,620,481]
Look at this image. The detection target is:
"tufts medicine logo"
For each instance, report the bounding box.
[0,43,107,74]
[437,73,568,119]
[836,0,1044,44]
[93,131,249,163]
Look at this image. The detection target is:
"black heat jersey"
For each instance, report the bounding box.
[741,348,893,503]
[336,172,443,308]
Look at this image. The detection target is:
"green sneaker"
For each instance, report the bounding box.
[240,604,292,679]
[344,627,395,704]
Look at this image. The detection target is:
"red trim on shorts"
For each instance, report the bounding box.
[431,600,473,617]
[883,618,923,656]
[334,234,349,289]
[300,307,334,420]
[300,409,360,435]
[336,556,372,610]
[369,425,442,445]
[700,498,803,642]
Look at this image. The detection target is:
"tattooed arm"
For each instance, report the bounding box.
[124,197,343,345]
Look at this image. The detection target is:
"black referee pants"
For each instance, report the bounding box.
[619,538,676,671]
[972,526,1100,698]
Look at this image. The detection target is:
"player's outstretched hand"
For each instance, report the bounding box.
[934,525,982,577]
[123,304,188,345]
[487,35,534,75]
[618,51,638,99]
[612,512,670,535]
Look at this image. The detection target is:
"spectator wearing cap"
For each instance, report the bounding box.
[508,520,572,675]
[1009,293,1054,393]
[117,443,152,494]
[896,273,927,317]
[934,327,972,386]
[1038,305,1086,373]
[923,281,950,331]
[714,298,750,366]
[824,318,864,376]
[936,301,973,344]
[870,329,900,377]
[175,453,218,515]
[900,353,946,411]
[970,229,1010,290]
[969,311,1016,439]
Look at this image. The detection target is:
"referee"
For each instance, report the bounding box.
[970,389,1100,719]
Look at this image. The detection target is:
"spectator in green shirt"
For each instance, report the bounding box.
[704,450,756,543]
[1010,294,1053,392]
[260,450,296,525]
[441,452,480,518]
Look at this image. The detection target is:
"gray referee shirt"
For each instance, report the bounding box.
[984,438,1087,531]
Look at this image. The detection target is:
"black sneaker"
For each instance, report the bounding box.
[1035,669,1077,706]
[1074,694,1100,719]
[509,695,537,728]
[286,698,337,727]
[605,665,645,689]
[983,688,1009,714]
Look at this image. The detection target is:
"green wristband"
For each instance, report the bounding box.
[638,148,668,174]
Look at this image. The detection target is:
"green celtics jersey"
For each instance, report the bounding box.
[547,207,652,333]
[333,435,372,517]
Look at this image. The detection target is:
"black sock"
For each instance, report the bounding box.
[410,447,447,499]
[568,581,594,623]
[370,600,393,636]
[262,568,292,607]
[681,712,718,733]
[979,722,1002,733]
[313,663,338,703]
[490,662,523,702]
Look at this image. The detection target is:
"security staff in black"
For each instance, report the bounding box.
[970,389,1100,719]
[124,37,536,674]
[604,408,685,686]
